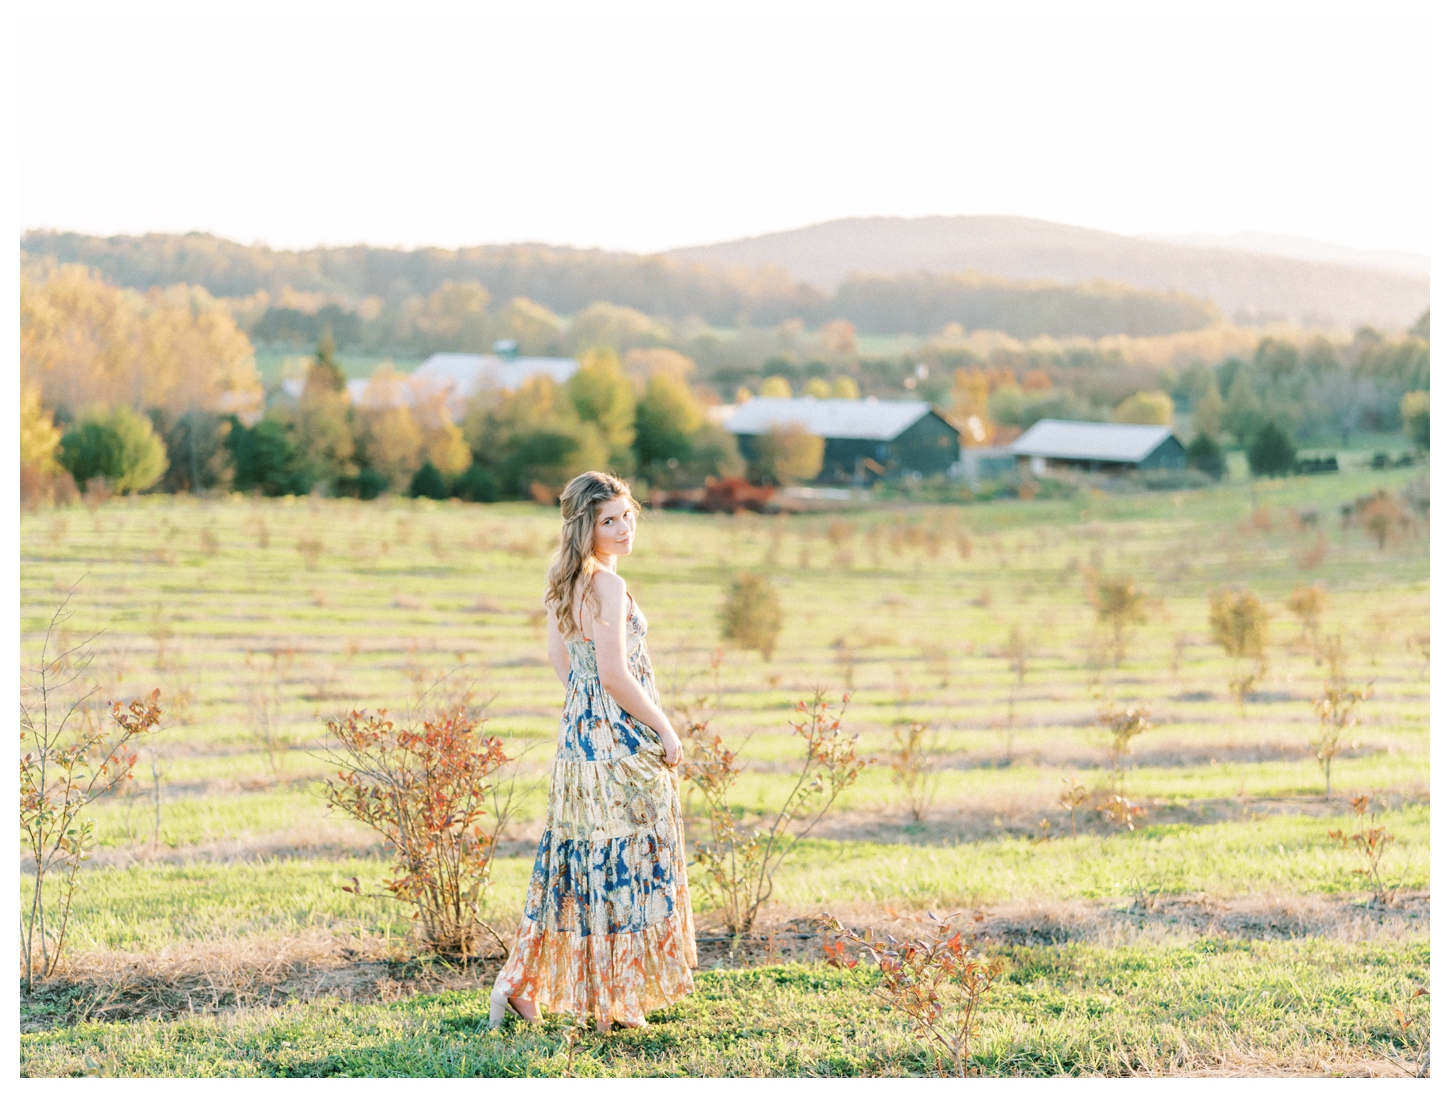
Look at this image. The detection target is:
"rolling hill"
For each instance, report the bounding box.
[666,215,1428,330]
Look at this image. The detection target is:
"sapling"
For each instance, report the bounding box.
[889,720,941,823]
[1328,793,1397,905]
[1096,703,1152,792]
[685,690,866,935]
[822,912,1005,1078]
[1310,636,1372,798]
[21,595,162,992]
[1208,587,1270,714]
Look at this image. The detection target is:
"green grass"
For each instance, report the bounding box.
[43,805,1427,955]
[19,458,1429,1076]
[22,943,1429,1076]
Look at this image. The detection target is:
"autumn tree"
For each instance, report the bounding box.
[20,386,71,506]
[568,302,661,354]
[287,334,357,490]
[634,371,704,482]
[568,348,637,469]
[414,281,492,351]
[57,407,167,494]
[355,367,425,490]
[496,296,565,355]
[751,423,824,486]
[1112,390,1173,426]
[1190,380,1224,438]
[21,262,261,420]
[463,375,609,498]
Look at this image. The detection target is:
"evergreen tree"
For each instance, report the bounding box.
[1247,421,1296,478]
[1185,431,1226,480]
[408,461,450,500]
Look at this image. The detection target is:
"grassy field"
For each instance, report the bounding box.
[19,458,1430,1076]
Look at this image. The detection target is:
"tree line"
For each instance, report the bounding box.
[24,230,1224,340]
[20,258,1429,509]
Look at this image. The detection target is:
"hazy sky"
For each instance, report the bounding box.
[15,1,1436,256]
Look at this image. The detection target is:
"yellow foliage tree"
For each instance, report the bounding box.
[414,281,492,350]
[568,348,636,467]
[753,424,824,485]
[356,367,421,488]
[21,263,261,419]
[498,297,564,355]
[1112,390,1175,426]
[760,376,792,398]
[569,302,661,353]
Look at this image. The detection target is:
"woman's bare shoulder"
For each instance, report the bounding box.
[590,570,627,600]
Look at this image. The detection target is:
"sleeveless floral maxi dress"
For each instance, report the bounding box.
[491,598,696,1025]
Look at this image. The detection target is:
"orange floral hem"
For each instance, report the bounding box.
[492,908,697,1025]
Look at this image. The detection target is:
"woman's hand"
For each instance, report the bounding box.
[659,727,683,769]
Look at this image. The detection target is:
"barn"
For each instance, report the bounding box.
[723,397,961,484]
[1009,419,1186,473]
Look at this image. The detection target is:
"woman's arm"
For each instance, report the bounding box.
[545,603,570,688]
[588,572,682,767]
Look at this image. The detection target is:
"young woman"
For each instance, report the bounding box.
[489,471,696,1033]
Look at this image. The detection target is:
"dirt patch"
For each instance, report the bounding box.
[22,931,509,1032]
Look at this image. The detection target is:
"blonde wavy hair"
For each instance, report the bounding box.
[544,471,640,639]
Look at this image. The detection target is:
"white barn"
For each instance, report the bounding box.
[1009,419,1187,474]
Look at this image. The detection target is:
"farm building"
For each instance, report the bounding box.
[1009,419,1186,474]
[278,349,580,413]
[410,351,579,408]
[723,397,961,484]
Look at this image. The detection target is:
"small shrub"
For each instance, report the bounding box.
[1328,793,1396,905]
[1285,583,1329,645]
[684,691,866,935]
[1310,636,1372,798]
[719,572,783,661]
[888,720,940,823]
[1057,779,1088,836]
[1096,703,1152,790]
[1247,421,1296,477]
[1098,793,1146,832]
[244,647,295,777]
[1003,625,1029,683]
[1359,493,1406,550]
[1088,573,1147,666]
[822,913,1006,1077]
[21,597,162,992]
[1208,587,1270,713]
[321,707,514,956]
[297,535,324,570]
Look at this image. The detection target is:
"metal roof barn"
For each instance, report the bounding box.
[724,397,960,484]
[413,353,579,401]
[1009,419,1186,470]
[723,397,936,441]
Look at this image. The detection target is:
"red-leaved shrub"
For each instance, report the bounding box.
[322,708,513,956]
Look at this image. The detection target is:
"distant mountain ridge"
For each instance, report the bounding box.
[1141,231,1430,279]
[666,215,1428,329]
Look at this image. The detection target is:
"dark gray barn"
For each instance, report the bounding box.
[1009,419,1187,473]
[723,397,960,484]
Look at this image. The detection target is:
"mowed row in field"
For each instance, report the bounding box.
[19,464,1430,1075]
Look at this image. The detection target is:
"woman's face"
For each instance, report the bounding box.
[592,496,636,560]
